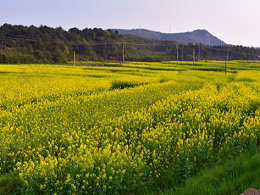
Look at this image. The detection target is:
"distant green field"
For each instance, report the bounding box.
[1,61,260,194]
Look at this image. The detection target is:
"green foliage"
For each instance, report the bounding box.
[110,79,150,90]
[1,24,260,64]
[162,148,260,195]
[0,171,21,195]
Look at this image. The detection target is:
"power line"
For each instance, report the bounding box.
[1,34,260,60]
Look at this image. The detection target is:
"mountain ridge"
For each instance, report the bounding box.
[111,28,227,46]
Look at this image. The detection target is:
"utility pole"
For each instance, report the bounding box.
[182,46,183,62]
[177,45,178,64]
[198,44,200,62]
[123,42,124,67]
[207,34,211,46]
[193,49,195,70]
[227,49,229,61]
[225,60,227,74]
[1,42,3,52]
[74,51,75,66]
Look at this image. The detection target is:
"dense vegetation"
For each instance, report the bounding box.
[0,24,260,64]
[1,61,260,194]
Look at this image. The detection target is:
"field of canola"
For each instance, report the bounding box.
[1,61,260,194]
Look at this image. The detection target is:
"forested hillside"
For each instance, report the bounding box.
[111,29,227,46]
[0,23,259,64]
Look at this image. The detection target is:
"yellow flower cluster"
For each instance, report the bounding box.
[1,63,260,194]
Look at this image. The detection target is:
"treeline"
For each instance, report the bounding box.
[0,23,259,64]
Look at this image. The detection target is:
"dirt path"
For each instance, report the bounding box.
[241,188,260,195]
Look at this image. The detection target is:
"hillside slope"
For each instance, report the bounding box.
[112,29,227,46]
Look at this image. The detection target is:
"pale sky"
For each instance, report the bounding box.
[1,0,260,47]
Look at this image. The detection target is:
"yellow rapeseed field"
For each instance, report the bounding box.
[1,61,260,194]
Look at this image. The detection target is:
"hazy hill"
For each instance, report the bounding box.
[112,29,227,46]
[1,24,258,63]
